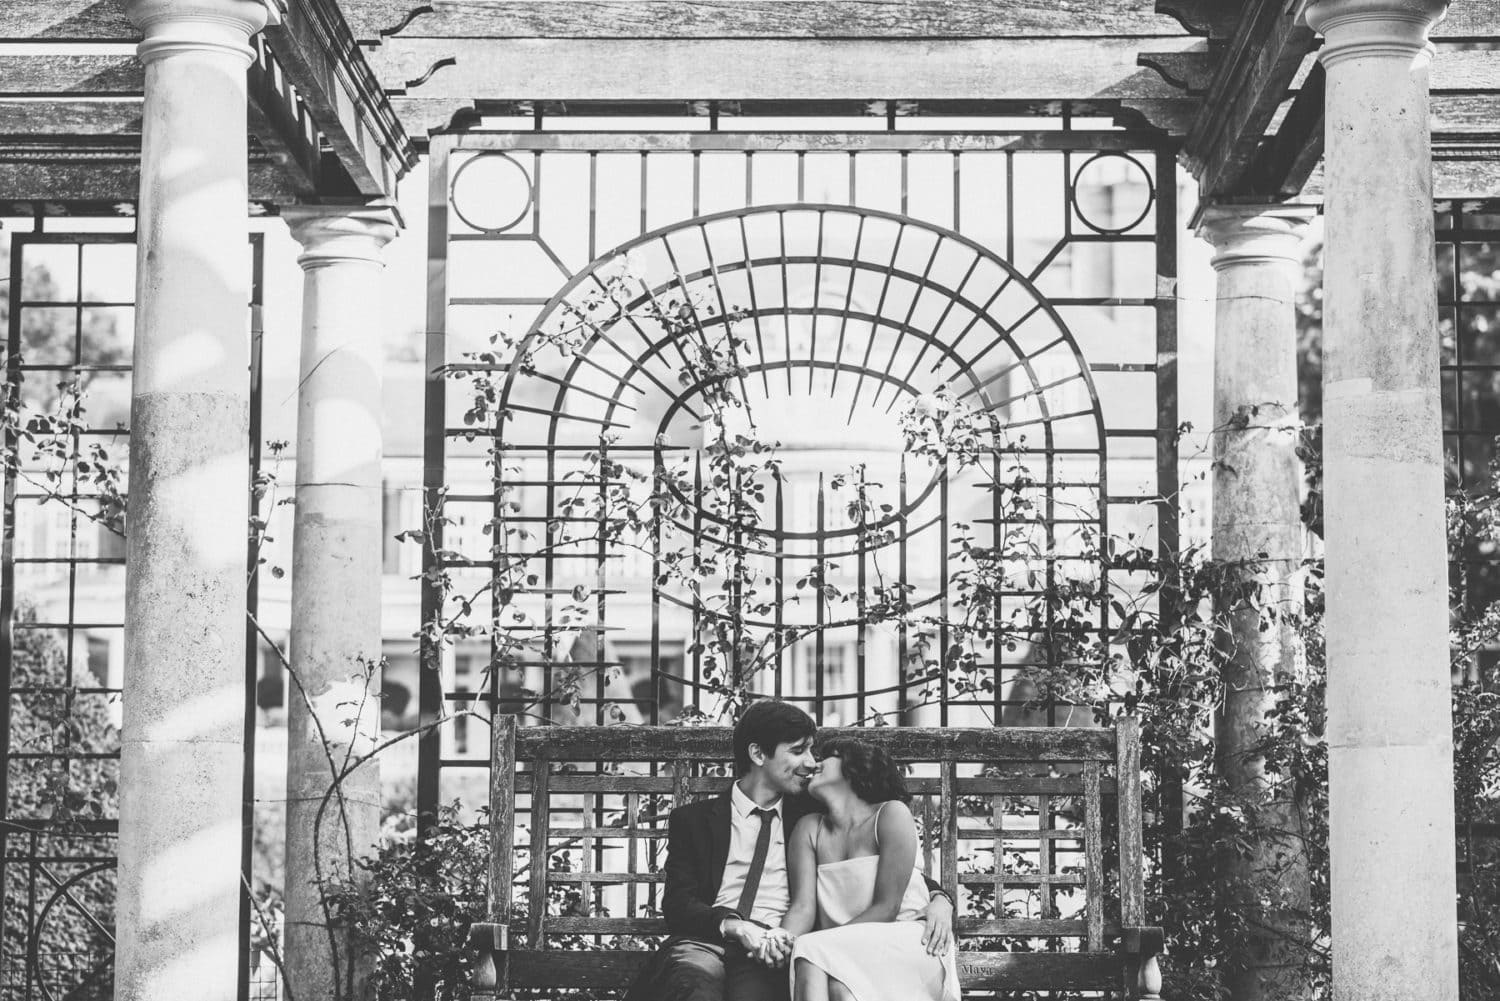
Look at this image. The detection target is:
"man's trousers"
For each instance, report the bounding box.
[621,936,788,1001]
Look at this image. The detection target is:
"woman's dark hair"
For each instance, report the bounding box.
[733,700,816,775]
[814,737,911,804]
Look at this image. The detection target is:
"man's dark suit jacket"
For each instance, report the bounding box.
[622,790,812,1001]
[662,790,820,941]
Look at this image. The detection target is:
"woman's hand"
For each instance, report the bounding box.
[918,893,954,956]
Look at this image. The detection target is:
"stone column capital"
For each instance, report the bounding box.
[125,0,280,65]
[1303,0,1448,67]
[282,204,403,270]
[1196,203,1317,272]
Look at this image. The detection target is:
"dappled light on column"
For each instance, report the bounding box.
[117,2,274,1001]
[1302,2,1459,1000]
[281,203,401,1001]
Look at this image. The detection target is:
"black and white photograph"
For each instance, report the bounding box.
[0,2,1497,1000]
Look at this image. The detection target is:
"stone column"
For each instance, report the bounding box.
[116,2,272,1000]
[1198,203,1316,1001]
[1301,2,1457,1000]
[281,205,400,1001]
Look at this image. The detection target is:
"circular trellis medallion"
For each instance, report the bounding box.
[449,151,535,233]
[1070,152,1155,235]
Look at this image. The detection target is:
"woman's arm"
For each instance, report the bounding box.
[844,800,919,925]
[779,813,822,936]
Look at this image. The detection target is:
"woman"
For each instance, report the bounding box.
[775,737,960,1001]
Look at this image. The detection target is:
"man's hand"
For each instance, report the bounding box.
[755,928,795,969]
[723,918,768,957]
[918,893,954,957]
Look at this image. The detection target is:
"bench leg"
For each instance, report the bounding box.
[1121,926,1164,1001]
[1122,952,1163,1001]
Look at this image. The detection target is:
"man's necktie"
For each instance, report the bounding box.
[736,807,778,919]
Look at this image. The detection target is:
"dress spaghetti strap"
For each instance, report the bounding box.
[873,801,889,850]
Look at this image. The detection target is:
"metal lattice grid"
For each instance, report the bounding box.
[1440,205,1500,489]
[418,123,1181,818]
[1439,204,1500,685]
[0,228,268,1001]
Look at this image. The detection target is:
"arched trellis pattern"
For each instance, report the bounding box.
[478,203,1108,722]
[508,204,1104,446]
[418,130,1182,817]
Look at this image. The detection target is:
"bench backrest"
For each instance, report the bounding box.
[484,717,1145,963]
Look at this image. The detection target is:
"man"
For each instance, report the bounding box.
[624,700,954,1001]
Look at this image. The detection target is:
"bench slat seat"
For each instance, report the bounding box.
[496,948,1137,990]
[471,720,1163,999]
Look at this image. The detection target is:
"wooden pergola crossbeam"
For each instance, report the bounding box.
[0,156,302,202]
[345,0,1190,40]
[1241,62,1325,199]
[1160,0,1500,201]
[248,38,323,195]
[0,54,143,95]
[0,0,415,203]
[0,52,322,197]
[1179,0,1318,198]
[0,2,135,42]
[264,0,413,196]
[0,99,142,135]
[369,36,1203,102]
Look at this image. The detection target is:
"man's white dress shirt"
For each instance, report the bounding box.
[713,781,789,927]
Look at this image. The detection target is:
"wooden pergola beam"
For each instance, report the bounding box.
[346,0,1189,41]
[0,54,143,95]
[1241,62,1325,200]
[370,36,1201,102]
[0,1,135,41]
[1149,0,1496,42]
[265,0,414,196]
[1153,0,1238,39]
[247,39,322,196]
[0,157,301,202]
[0,51,322,197]
[1181,0,1317,198]
[0,0,416,202]
[0,100,142,135]
[1168,1,1500,199]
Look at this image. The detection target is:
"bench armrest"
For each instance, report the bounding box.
[1120,925,1163,957]
[1119,925,1163,1001]
[467,921,510,995]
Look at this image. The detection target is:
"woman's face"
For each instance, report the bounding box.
[807,750,845,801]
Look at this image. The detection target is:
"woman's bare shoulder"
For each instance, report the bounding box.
[792,811,824,839]
[876,799,915,823]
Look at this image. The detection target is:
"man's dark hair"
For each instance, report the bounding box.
[733,700,816,775]
[813,737,911,804]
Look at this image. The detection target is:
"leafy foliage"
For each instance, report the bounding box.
[2,602,119,1001]
[322,804,490,1001]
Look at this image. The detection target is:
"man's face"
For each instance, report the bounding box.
[751,735,817,797]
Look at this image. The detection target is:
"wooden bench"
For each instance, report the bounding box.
[469,717,1164,999]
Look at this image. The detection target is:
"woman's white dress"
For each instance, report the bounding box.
[788,850,960,1001]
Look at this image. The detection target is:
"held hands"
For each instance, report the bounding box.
[918,893,954,957]
[720,918,792,966]
[754,927,795,969]
[726,919,792,969]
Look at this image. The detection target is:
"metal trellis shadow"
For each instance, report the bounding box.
[0,227,267,1001]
